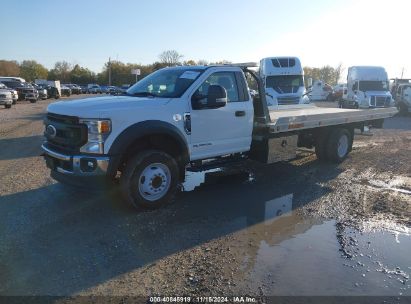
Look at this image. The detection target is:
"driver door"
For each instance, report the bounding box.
[189,71,253,161]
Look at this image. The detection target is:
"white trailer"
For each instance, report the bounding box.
[342,66,393,109]
[259,57,309,108]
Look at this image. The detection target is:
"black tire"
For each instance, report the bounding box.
[326,128,352,163]
[120,150,179,210]
[5,104,12,109]
[30,99,37,103]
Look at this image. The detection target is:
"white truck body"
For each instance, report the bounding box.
[41,63,397,210]
[259,57,308,109]
[343,66,393,109]
[308,80,333,101]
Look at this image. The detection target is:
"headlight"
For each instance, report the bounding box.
[79,119,111,154]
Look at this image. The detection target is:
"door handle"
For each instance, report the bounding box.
[235,111,246,117]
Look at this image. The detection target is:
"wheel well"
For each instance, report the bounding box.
[119,133,187,176]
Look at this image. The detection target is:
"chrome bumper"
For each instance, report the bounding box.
[41,144,110,176]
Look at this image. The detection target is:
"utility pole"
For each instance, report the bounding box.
[401,67,404,79]
[108,57,112,86]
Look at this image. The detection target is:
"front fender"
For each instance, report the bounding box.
[107,120,189,162]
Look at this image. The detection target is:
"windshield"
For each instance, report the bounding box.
[127,68,203,98]
[265,75,303,94]
[358,81,388,92]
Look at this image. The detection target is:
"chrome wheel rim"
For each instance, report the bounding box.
[337,134,349,158]
[138,163,171,201]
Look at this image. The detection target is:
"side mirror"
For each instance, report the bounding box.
[192,85,227,110]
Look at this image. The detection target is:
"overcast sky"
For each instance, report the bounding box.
[1,0,410,79]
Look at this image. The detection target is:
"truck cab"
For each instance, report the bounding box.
[259,57,308,108]
[342,66,393,108]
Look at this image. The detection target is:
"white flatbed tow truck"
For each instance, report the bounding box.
[41,62,397,210]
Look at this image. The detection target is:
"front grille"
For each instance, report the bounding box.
[44,113,87,153]
[0,94,6,98]
[278,96,300,105]
[370,96,389,107]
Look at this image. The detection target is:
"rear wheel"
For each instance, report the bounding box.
[326,128,352,163]
[120,150,179,210]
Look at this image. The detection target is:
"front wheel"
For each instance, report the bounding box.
[120,150,179,210]
[5,104,12,109]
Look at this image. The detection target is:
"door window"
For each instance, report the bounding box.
[195,72,240,102]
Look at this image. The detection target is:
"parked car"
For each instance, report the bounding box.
[119,84,131,94]
[64,84,81,94]
[60,85,72,97]
[0,83,18,104]
[33,84,48,100]
[88,84,102,94]
[100,85,109,94]
[79,85,89,94]
[106,86,120,95]
[23,83,39,102]
[0,87,13,108]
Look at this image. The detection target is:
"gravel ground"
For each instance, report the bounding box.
[0,97,410,300]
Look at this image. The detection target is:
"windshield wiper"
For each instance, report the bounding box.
[128,92,158,97]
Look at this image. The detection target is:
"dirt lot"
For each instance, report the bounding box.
[0,97,410,300]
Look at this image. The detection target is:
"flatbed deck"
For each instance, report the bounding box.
[260,105,398,134]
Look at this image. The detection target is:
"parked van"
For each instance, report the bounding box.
[259,57,308,108]
[341,66,393,108]
[308,80,333,101]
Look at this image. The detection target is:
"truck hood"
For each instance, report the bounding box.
[47,96,170,118]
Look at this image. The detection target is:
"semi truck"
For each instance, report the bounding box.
[341,66,393,109]
[259,57,309,108]
[42,63,397,210]
[308,80,333,101]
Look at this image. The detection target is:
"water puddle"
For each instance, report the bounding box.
[242,216,411,295]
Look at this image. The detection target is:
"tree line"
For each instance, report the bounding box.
[0,50,344,86]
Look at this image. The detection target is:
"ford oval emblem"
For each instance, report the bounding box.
[46,124,57,138]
